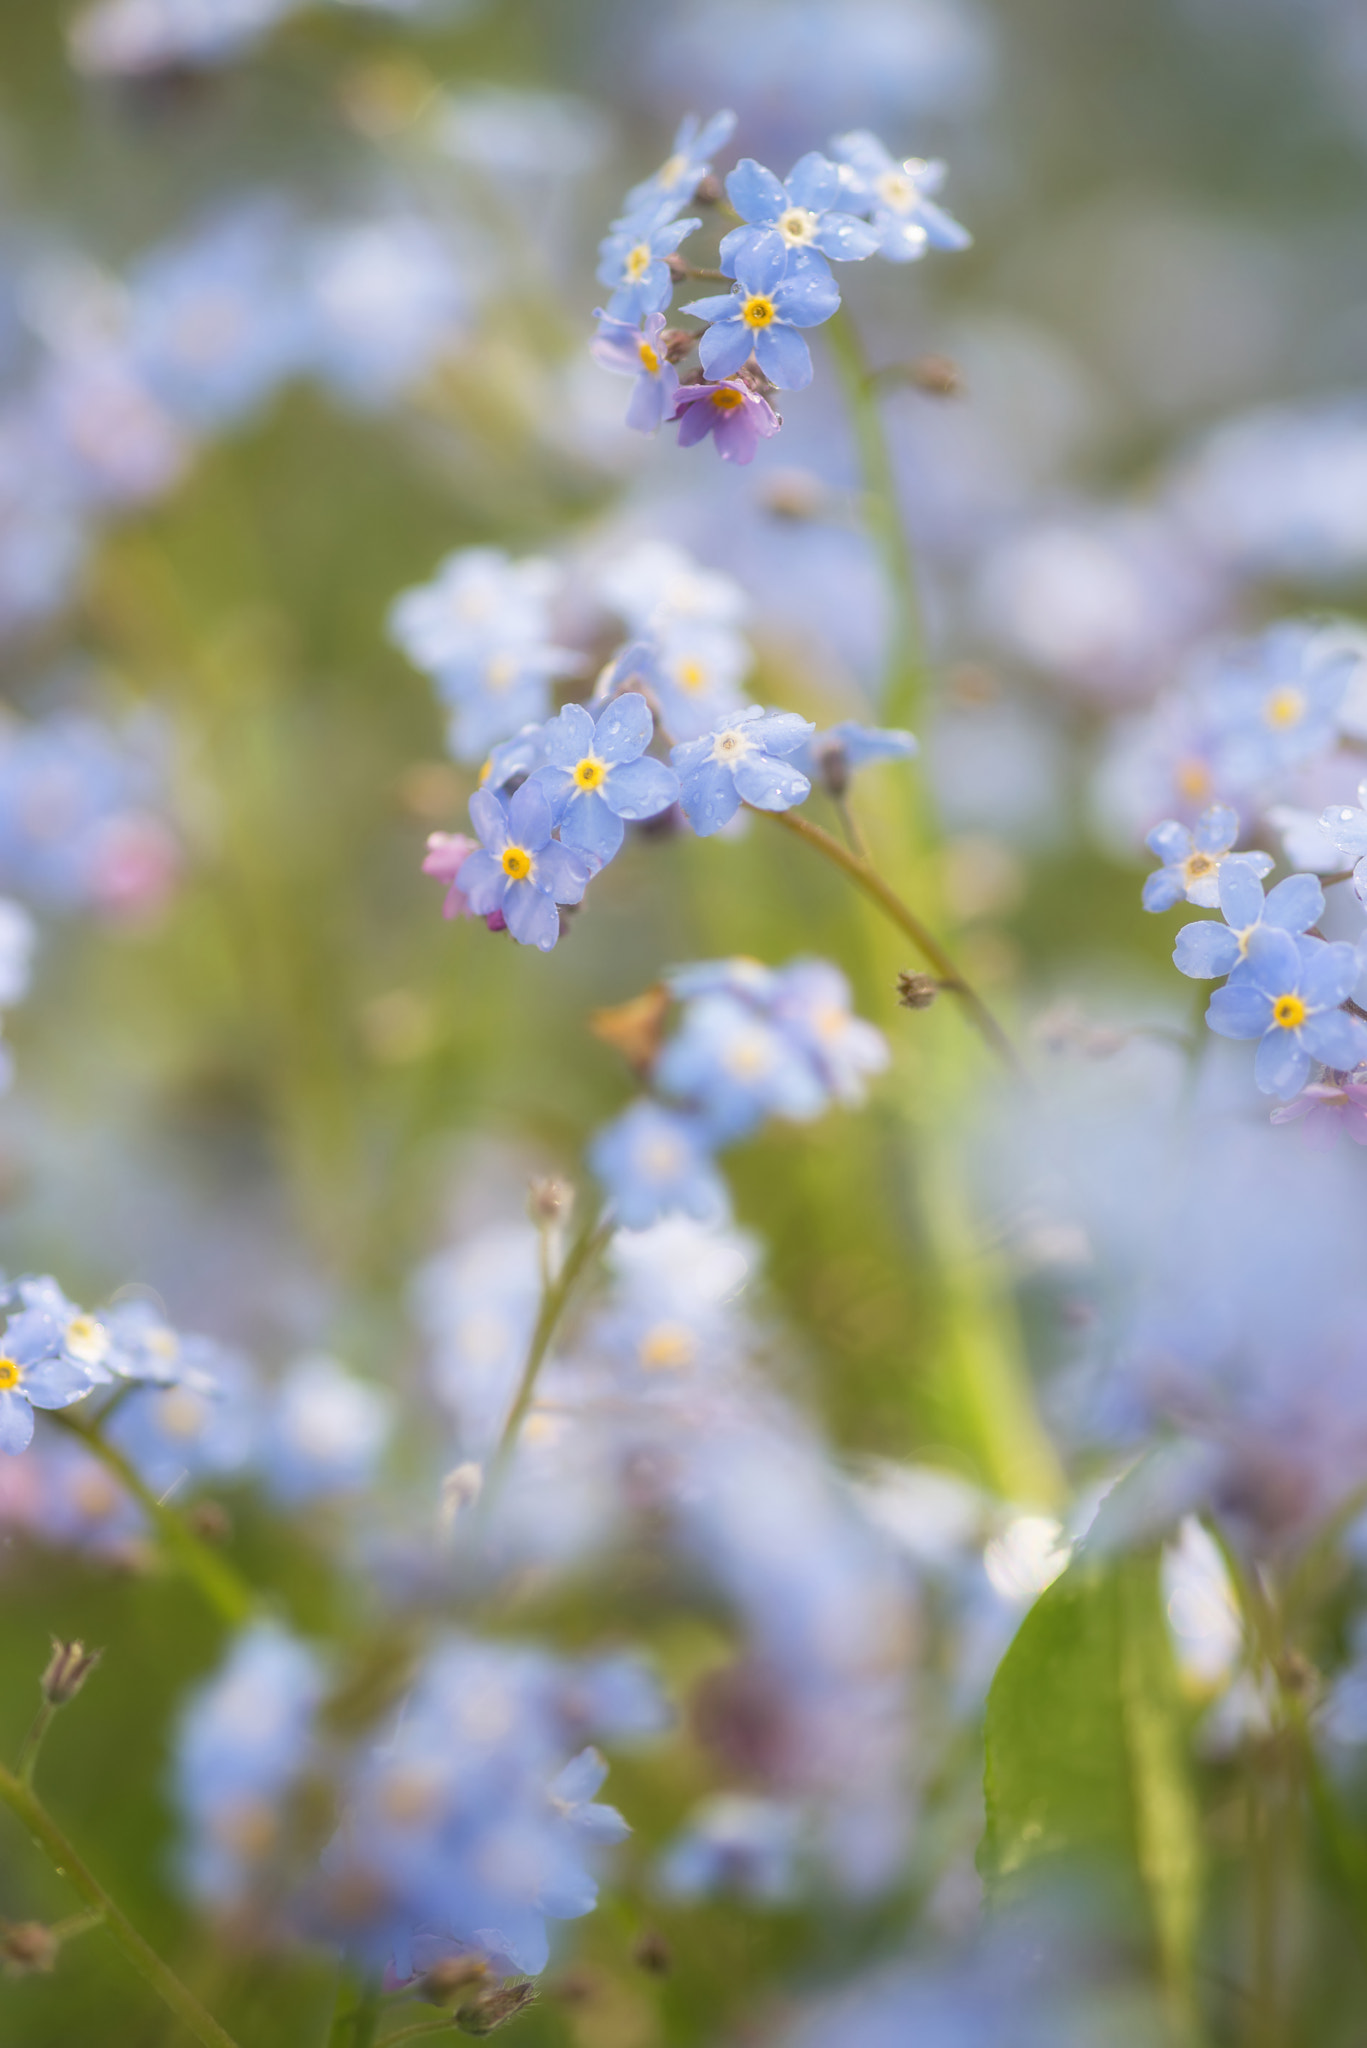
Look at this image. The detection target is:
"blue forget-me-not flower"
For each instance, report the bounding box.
[671,707,815,836]
[1207,927,1367,1098]
[620,110,737,217]
[0,1299,100,1455]
[1143,803,1273,911]
[589,309,680,432]
[683,242,840,391]
[1173,866,1325,979]
[458,783,593,952]
[589,1101,728,1231]
[719,154,879,278]
[598,202,702,324]
[830,131,971,261]
[531,693,679,866]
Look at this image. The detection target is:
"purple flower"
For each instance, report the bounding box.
[669,379,781,465]
[670,707,814,837]
[720,154,879,279]
[589,310,680,432]
[682,243,840,391]
[422,832,482,921]
[530,693,679,867]
[1207,927,1367,1098]
[597,204,701,324]
[0,1306,98,1456]
[1142,803,1272,912]
[457,783,593,953]
[1271,1080,1367,1149]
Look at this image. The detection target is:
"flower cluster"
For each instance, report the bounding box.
[590,114,968,460]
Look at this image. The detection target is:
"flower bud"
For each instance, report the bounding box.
[1,1922,58,1976]
[440,1462,484,1528]
[659,327,696,365]
[908,352,962,397]
[41,1640,102,1707]
[456,1979,537,2034]
[896,972,939,1011]
[632,1930,671,1975]
[812,735,851,800]
[692,173,724,206]
[527,1177,573,1228]
[418,1953,490,2006]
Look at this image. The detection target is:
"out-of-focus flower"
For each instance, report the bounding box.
[1271,1078,1367,1146]
[1173,866,1324,979]
[457,783,593,953]
[1166,396,1367,586]
[1204,621,1356,790]
[303,217,464,409]
[719,154,878,277]
[1320,781,1367,906]
[0,1300,100,1455]
[105,1344,259,1494]
[412,1222,542,1456]
[597,203,701,325]
[659,1794,802,1901]
[0,708,176,917]
[683,243,840,391]
[530,694,678,866]
[657,993,828,1141]
[70,0,300,77]
[669,378,781,464]
[262,1356,393,1506]
[1142,804,1272,912]
[423,832,481,920]
[671,707,813,834]
[0,898,34,1093]
[1207,927,1367,1097]
[620,110,738,218]
[793,721,916,793]
[830,131,971,261]
[589,309,680,432]
[589,1101,728,1230]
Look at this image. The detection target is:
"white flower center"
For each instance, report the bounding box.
[778,206,819,246]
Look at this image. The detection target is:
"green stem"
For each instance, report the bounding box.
[825,306,928,731]
[0,1760,241,2048]
[15,1703,56,1789]
[46,1410,254,1626]
[480,1208,613,1509]
[758,806,1024,1077]
[379,2021,458,2045]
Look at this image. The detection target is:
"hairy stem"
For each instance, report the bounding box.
[758,806,1024,1077]
[46,1409,254,1626]
[0,1761,241,2048]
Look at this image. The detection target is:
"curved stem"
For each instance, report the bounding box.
[46,1410,254,1627]
[758,806,1024,1077]
[480,1206,614,1506]
[0,1760,242,2048]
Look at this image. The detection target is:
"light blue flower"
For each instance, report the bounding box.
[106,1346,260,1494]
[793,720,917,790]
[589,1101,728,1231]
[1320,779,1367,906]
[620,110,737,217]
[589,309,680,431]
[0,1303,99,1455]
[767,959,890,1105]
[1142,803,1272,912]
[14,1278,116,1382]
[671,707,814,836]
[719,153,879,279]
[682,241,840,390]
[597,203,701,324]
[531,693,679,866]
[657,991,829,1142]
[483,723,549,792]
[659,1794,802,1902]
[1174,865,1324,979]
[457,782,593,952]
[829,131,971,262]
[1206,621,1355,791]
[1207,927,1367,1098]
[302,215,464,410]
[262,1355,393,1507]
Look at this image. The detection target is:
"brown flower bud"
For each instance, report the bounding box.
[693,173,724,206]
[418,1953,491,2005]
[659,327,697,364]
[527,1177,573,1227]
[896,972,939,1011]
[1,1922,58,1976]
[456,1978,537,2034]
[41,1640,102,1708]
[590,984,671,1074]
[907,352,963,397]
[632,1930,672,1975]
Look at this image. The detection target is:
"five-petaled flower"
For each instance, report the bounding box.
[669,379,780,464]
[457,783,593,953]
[1142,804,1272,912]
[531,693,680,866]
[683,243,839,390]
[589,310,680,432]
[719,153,879,279]
[620,110,737,218]
[1207,927,1367,1098]
[830,131,972,263]
[589,1101,728,1230]
[597,203,702,324]
[0,1305,99,1455]
[1174,866,1324,979]
[671,708,815,837]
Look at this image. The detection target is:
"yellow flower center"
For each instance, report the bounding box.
[777,206,818,246]
[573,756,606,791]
[638,1321,696,1371]
[1273,993,1307,1030]
[741,293,776,329]
[710,385,746,411]
[625,242,652,280]
[637,338,661,373]
[0,1356,21,1392]
[501,845,533,881]
[1265,686,1307,730]
[676,659,706,693]
[1175,757,1211,801]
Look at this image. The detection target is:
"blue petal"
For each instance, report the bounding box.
[917,197,973,251]
[754,323,813,389]
[1320,802,1367,857]
[625,364,676,432]
[679,760,741,836]
[784,151,839,212]
[731,239,787,297]
[469,786,509,852]
[527,765,574,826]
[732,753,811,811]
[559,792,625,865]
[1300,1008,1367,1070]
[1142,869,1185,912]
[550,1747,610,1806]
[1145,820,1190,863]
[812,213,880,260]
[1239,925,1302,998]
[23,1357,97,1409]
[698,322,755,380]
[604,755,679,819]
[1216,861,1264,929]
[0,1390,33,1455]
[1193,803,1238,854]
[717,224,776,275]
[681,292,742,322]
[1254,1028,1312,1099]
[725,158,786,225]
[507,777,553,851]
[543,701,596,769]
[771,268,841,327]
[1262,872,1325,934]
[1207,984,1272,1039]
[753,711,816,755]
[504,879,561,950]
[595,692,652,764]
[534,839,594,903]
[455,850,507,915]
[1173,922,1242,979]
[1301,939,1359,1010]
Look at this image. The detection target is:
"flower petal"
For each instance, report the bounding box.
[558,793,625,866]
[507,777,553,851]
[1300,1007,1367,1070]
[1207,984,1272,1039]
[725,158,787,225]
[771,268,841,327]
[1254,1028,1312,1099]
[731,238,787,297]
[594,692,653,764]
[1300,939,1359,1010]
[455,850,507,916]
[1261,871,1324,934]
[543,701,597,769]
[1216,860,1264,929]
[469,786,510,852]
[731,753,811,812]
[503,879,561,950]
[1193,803,1239,854]
[1142,869,1185,912]
[1239,925,1303,998]
[784,151,839,212]
[679,760,741,836]
[754,323,813,390]
[1173,921,1242,979]
[533,838,594,903]
[604,755,680,820]
[698,322,756,380]
[0,1389,33,1455]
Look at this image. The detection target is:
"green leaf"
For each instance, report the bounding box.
[981,1547,1203,2024]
